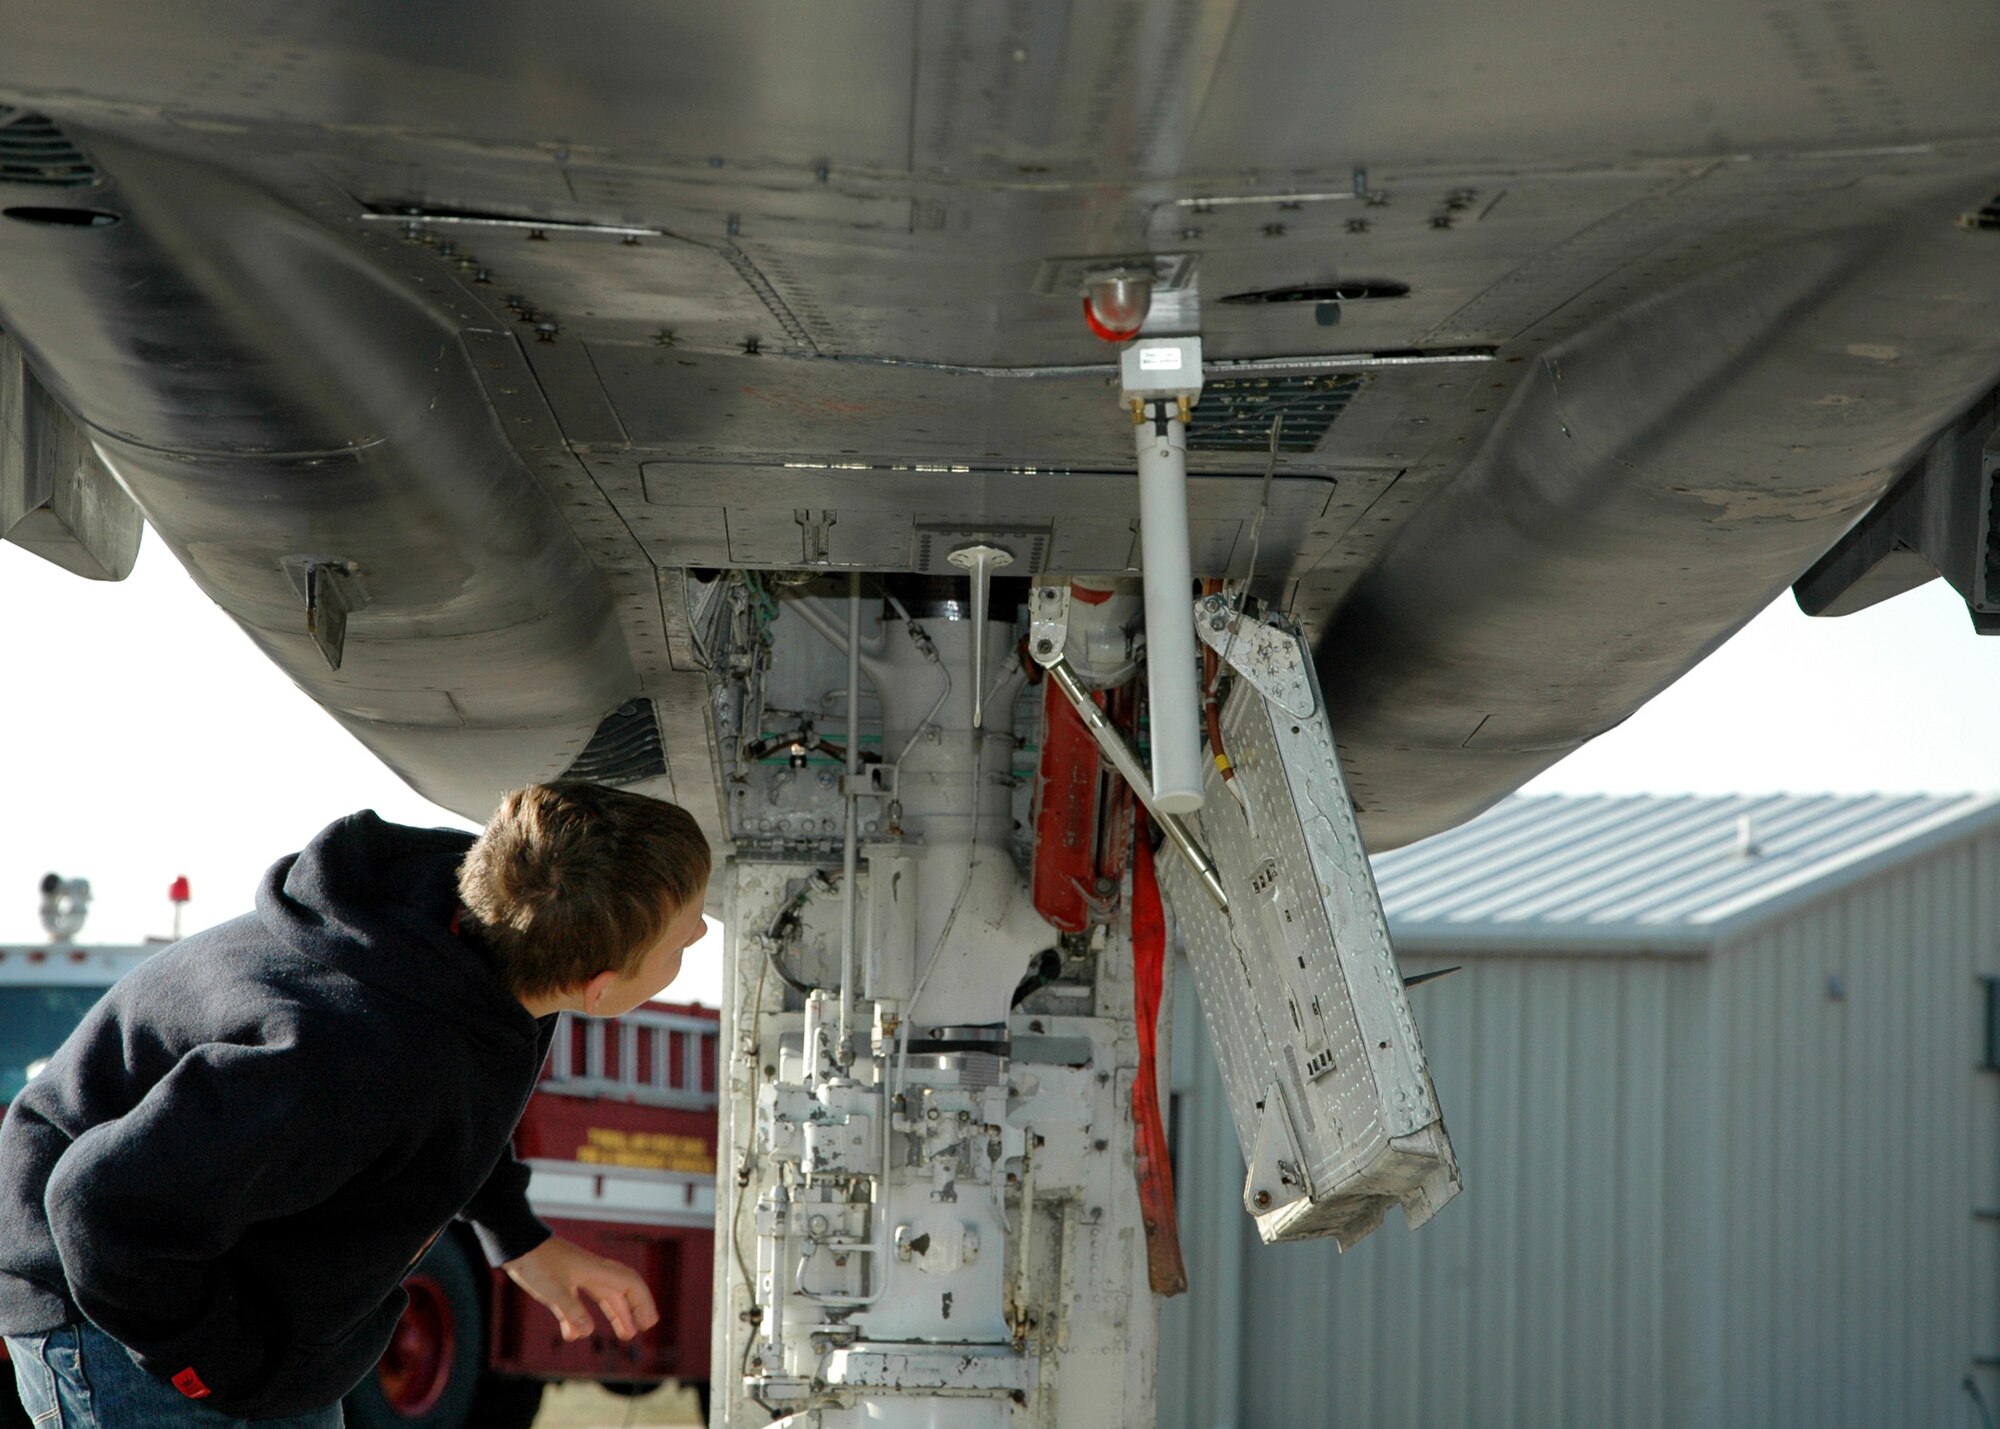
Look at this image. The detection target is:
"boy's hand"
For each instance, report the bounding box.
[501,1236,660,1342]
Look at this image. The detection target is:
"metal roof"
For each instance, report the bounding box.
[1372,793,2000,954]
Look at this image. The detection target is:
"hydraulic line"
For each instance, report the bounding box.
[839,573,861,1068]
[1201,579,1245,814]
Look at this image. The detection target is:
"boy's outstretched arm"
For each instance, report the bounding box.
[500,1236,661,1342]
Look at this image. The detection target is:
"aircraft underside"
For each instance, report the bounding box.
[2,3,1998,1423]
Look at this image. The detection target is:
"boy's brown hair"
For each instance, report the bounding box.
[458,781,711,1000]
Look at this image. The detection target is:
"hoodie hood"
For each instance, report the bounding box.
[256,811,538,1048]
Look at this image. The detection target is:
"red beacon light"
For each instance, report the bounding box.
[168,876,192,940]
[1081,269,1155,343]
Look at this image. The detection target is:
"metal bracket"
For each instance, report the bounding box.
[284,556,368,672]
[819,1341,1036,1393]
[1243,1083,1311,1220]
[1195,594,1316,717]
[1029,583,1071,669]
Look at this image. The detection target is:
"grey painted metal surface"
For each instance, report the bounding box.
[1162,795,2000,1429]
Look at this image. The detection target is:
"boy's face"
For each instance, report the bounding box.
[591,889,709,1018]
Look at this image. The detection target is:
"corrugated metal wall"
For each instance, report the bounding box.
[1709,830,2000,1429]
[1159,827,2000,1428]
[1162,953,1712,1429]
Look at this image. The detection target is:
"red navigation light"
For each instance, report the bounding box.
[169,876,191,904]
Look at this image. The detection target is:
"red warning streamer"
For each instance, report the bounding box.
[1130,811,1188,1296]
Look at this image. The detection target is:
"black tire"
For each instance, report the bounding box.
[0,1377,30,1429]
[342,1235,484,1429]
[464,1370,544,1429]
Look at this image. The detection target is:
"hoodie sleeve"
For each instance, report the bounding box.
[456,1014,556,1266]
[457,1149,553,1266]
[42,1040,381,1403]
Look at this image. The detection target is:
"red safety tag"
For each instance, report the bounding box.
[171,1366,212,1400]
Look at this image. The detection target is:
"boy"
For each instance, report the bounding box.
[0,781,711,1426]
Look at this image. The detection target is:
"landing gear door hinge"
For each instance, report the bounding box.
[1193,595,1316,718]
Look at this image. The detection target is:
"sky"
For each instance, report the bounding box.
[4,536,1998,1003]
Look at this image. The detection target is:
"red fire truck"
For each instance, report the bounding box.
[0,894,720,1429]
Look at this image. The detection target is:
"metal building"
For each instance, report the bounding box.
[1160,793,2000,1429]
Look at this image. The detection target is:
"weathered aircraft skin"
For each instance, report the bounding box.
[0,2,1996,844]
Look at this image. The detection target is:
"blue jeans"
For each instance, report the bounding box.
[6,1324,343,1428]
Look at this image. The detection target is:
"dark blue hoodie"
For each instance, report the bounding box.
[0,813,555,1419]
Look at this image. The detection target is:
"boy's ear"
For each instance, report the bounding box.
[580,967,621,1016]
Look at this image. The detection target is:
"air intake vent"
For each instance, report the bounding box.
[0,108,98,189]
[564,698,668,786]
[1187,373,1365,453]
[1962,193,2000,233]
[1980,453,2000,614]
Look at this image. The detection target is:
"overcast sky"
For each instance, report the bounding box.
[5,538,1997,1005]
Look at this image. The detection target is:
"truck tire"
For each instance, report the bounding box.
[342,1236,483,1429]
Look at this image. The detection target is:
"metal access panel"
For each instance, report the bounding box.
[1159,632,1459,1247]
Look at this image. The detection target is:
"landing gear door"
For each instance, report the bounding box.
[1158,639,1460,1248]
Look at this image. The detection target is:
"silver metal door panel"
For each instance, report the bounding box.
[1160,657,1460,1247]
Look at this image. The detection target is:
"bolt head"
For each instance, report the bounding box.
[1254,1190,1273,1209]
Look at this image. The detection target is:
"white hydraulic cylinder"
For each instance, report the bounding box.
[1123,337,1206,815]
